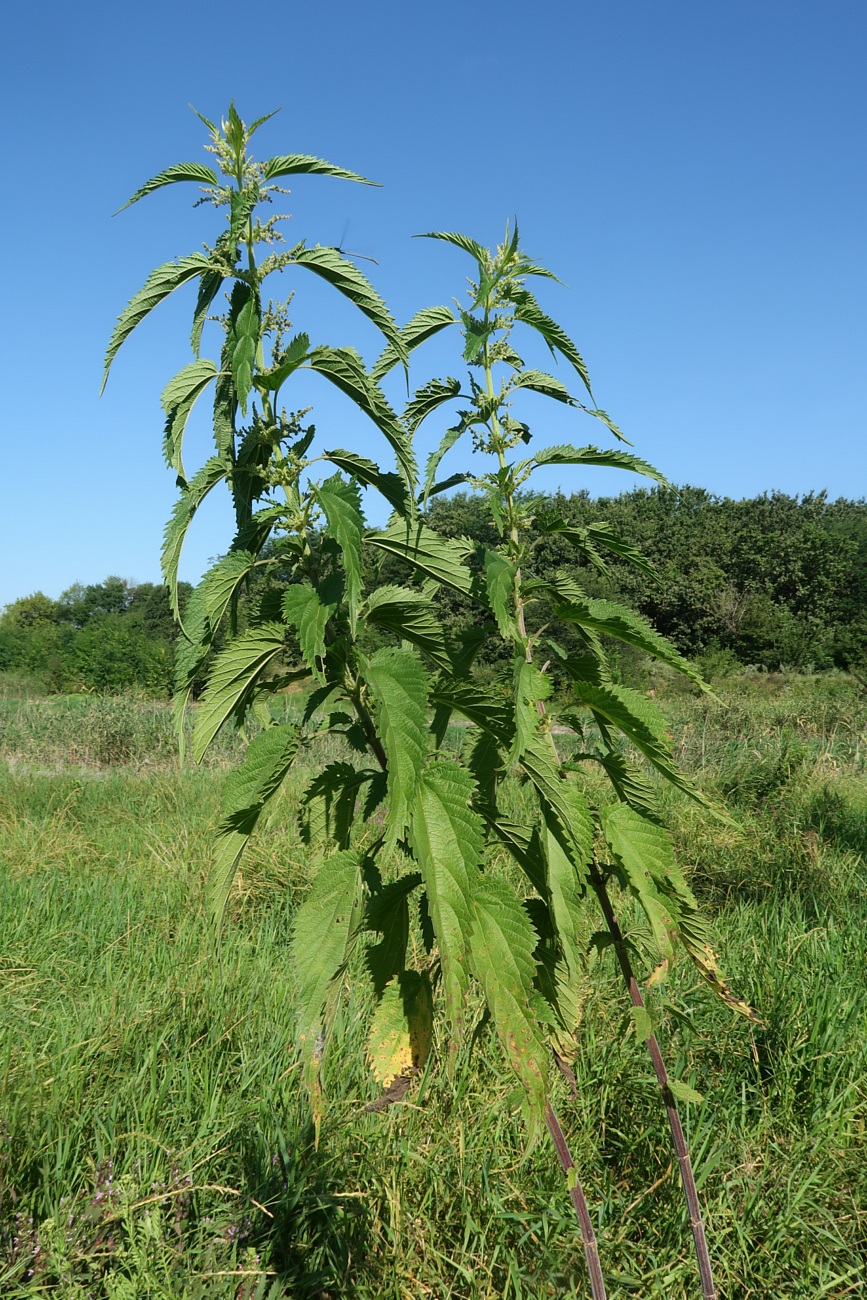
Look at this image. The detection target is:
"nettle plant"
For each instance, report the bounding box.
[104,108,756,1300]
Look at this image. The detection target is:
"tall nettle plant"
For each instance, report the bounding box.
[104,109,756,1299]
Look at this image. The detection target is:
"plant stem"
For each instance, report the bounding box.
[587,861,718,1300]
[544,1102,607,1300]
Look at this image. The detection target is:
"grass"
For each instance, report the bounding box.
[0,675,865,1296]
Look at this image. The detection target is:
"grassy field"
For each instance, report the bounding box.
[0,674,865,1297]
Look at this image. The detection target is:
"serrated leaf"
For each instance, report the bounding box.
[365,647,430,836]
[306,346,416,490]
[364,585,452,672]
[190,269,224,356]
[365,874,422,995]
[192,623,286,762]
[542,787,593,978]
[406,376,463,433]
[300,762,379,850]
[422,416,470,504]
[418,230,488,264]
[293,245,404,360]
[263,153,378,184]
[600,804,681,960]
[291,850,364,1129]
[484,551,518,641]
[631,1005,654,1042]
[161,458,227,619]
[367,971,433,1089]
[117,162,219,211]
[469,876,548,1123]
[103,254,211,390]
[208,723,301,924]
[409,762,482,1054]
[532,444,666,483]
[365,518,478,598]
[509,290,593,396]
[160,359,218,479]
[510,369,576,405]
[370,305,456,383]
[556,521,660,584]
[282,581,337,683]
[255,331,311,392]
[228,186,258,252]
[510,661,551,763]
[322,449,408,515]
[519,734,593,869]
[315,474,365,637]
[553,580,706,688]
[227,281,260,414]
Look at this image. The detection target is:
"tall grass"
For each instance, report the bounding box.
[1,677,865,1296]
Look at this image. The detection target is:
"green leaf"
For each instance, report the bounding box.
[519,734,592,868]
[322,449,408,515]
[532,444,667,483]
[541,520,659,584]
[365,647,430,836]
[422,416,472,504]
[227,281,260,415]
[365,874,422,995]
[282,581,337,683]
[667,1077,704,1105]
[370,306,457,384]
[364,585,453,672]
[314,474,365,637]
[509,289,593,396]
[306,346,416,491]
[510,661,551,763]
[228,187,259,252]
[293,246,405,360]
[102,253,211,390]
[300,762,380,850]
[192,623,286,762]
[263,154,378,184]
[406,377,463,433]
[599,804,681,960]
[469,876,548,1123]
[484,551,518,641]
[592,751,663,822]
[367,971,433,1089]
[291,850,364,1122]
[542,786,593,977]
[365,518,478,599]
[117,162,219,211]
[191,269,224,356]
[160,359,218,479]
[409,762,483,1049]
[208,723,301,925]
[552,581,706,687]
[417,230,488,264]
[510,369,576,405]
[161,457,227,619]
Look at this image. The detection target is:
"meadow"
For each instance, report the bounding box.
[0,672,865,1297]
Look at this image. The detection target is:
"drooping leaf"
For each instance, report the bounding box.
[293,246,405,360]
[469,875,548,1126]
[161,457,227,618]
[409,762,482,1052]
[599,804,681,960]
[364,585,453,672]
[417,230,488,264]
[322,449,408,514]
[282,581,338,683]
[552,578,707,688]
[370,305,456,383]
[314,474,365,636]
[484,551,518,641]
[191,269,224,356]
[541,520,659,584]
[422,416,471,503]
[532,444,667,483]
[228,187,259,253]
[367,971,433,1090]
[291,850,364,1133]
[300,762,380,850]
[227,281,260,415]
[208,723,301,925]
[365,518,478,598]
[510,369,576,405]
[117,162,219,212]
[365,874,422,995]
[509,288,593,397]
[365,647,430,835]
[542,789,593,979]
[160,359,218,479]
[406,377,462,433]
[263,154,378,184]
[306,346,416,490]
[519,734,593,868]
[510,661,551,763]
[102,254,211,389]
[192,623,287,762]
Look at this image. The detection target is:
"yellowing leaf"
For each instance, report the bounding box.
[367,972,433,1089]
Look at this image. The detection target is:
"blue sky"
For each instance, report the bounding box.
[2,0,865,607]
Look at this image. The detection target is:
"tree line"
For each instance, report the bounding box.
[2,487,864,696]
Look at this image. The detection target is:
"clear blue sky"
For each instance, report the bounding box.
[2,0,865,608]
